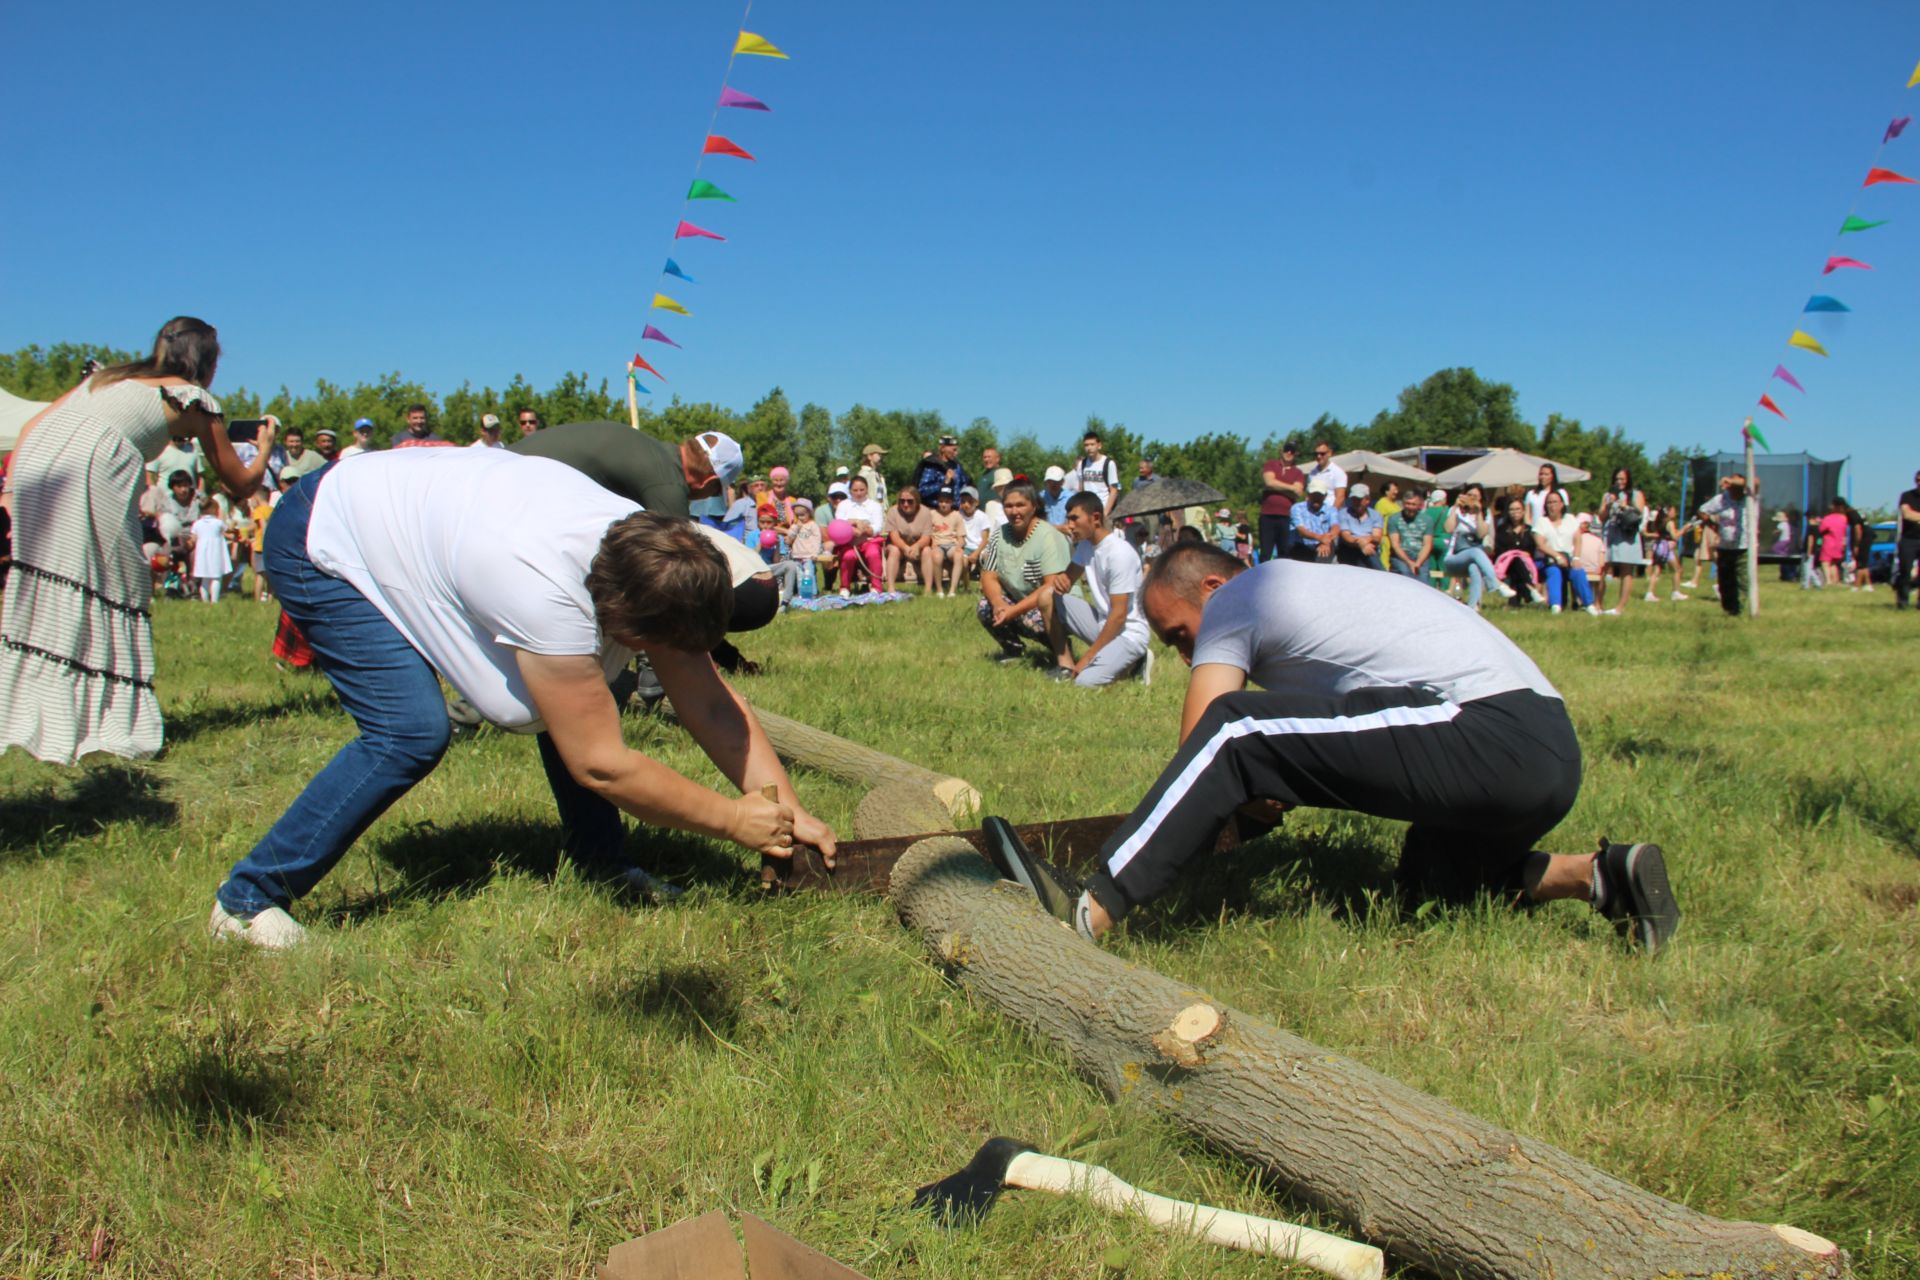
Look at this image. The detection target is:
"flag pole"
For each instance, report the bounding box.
[626,364,641,431]
[1744,431,1760,617]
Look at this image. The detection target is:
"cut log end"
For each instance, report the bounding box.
[932,775,983,824]
[1773,1224,1839,1255]
[853,782,959,841]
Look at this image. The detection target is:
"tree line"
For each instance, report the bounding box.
[3,343,1698,515]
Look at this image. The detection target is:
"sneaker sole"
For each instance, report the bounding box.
[981,816,1077,922]
[1623,843,1681,954]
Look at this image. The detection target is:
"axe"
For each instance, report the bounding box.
[914,1137,1382,1280]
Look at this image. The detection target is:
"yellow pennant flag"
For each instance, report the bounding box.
[651,293,691,316]
[1909,57,1920,88]
[735,31,789,58]
[1788,329,1829,357]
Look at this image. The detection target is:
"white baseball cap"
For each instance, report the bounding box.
[1307,477,1331,497]
[1043,465,1066,482]
[696,431,744,488]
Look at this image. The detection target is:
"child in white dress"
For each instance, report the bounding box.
[188,500,232,602]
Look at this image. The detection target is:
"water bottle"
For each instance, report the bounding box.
[799,556,817,599]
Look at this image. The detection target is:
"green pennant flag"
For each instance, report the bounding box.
[1744,417,1771,451]
[687,179,737,202]
[1839,215,1888,234]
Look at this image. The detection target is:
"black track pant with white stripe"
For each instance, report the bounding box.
[1085,685,1582,921]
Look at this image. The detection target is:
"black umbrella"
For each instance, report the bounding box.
[1109,476,1228,521]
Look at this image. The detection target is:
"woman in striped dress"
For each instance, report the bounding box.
[0,318,274,762]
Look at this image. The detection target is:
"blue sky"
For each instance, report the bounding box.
[5,1,1919,503]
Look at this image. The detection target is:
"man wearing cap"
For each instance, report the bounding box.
[884,484,937,593]
[1335,482,1385,569]
[311,427,342,466]
[912,435,973,506]
[472,414,508,449]
[279,428,329,482]
[1290,478,1338,563]
[1040,466,1072,528]
[1259,440,1306,562]
[857,444,889,517]
[337,418,377,461]
[984,467,1012,527]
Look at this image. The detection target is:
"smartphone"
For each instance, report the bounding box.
[226,418,266,444]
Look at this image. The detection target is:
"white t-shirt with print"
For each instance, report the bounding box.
[304,448,640,732]
[1069,533,1150,643]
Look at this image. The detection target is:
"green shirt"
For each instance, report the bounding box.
[509,421,689,517]
[981,519,1071,600]
[1387,510,1432,562]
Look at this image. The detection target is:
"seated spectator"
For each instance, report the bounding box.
[836,475,886,596]
[1534,491,1598,615]
[1040,466,1073,527]
[1289,481,1338,562]
[788,497,828,591]
[959,486,992,583]
[976,481,1073,662]
[1493,497,1542,604]
[1387,488,1434,580]
[1234,522,1253,565]
[754,510,801,603]
[1572,512,1609,609]
[884,485,937,592]
[766,466,798,531]
[1441,483,1515,608]
[1048,492,1152,687]
[929,487,967,597]
[1335,483,1385,569]
[156,468,199,549]
[983,467,1012,526]
[1211,508,1235,555]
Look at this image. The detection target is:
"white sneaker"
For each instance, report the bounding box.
[1134,646,1155,687]
[1601,608,1620,616]
[1586,604,1602,616]
[1642,592,1657,602]
[1551,604,1563,614]
[209,902,307,951]
[1495,582,1517,598]
[1670,591,1689,601]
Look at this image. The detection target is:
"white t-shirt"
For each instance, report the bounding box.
[1190,560,1560,706]
[1069,533,1150,643]
[962,509,993,552]
[305,449,641,732]
[838,498,885,536]
[1523,487,1569,527]
[1065,455,1120,503]
[1307,461,1349,498]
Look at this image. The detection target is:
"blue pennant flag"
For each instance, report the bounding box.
[663,259,697,284]
[1804,295,1851,313]
[627,373,652,393]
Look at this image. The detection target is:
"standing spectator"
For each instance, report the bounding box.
[1371,479,1402,567]
[1132,455,1163,539]
[1534,491,1598,615]
[979,446,1002,493]
[1598,467,1648,615]
[147,430,203,492]
[187,499,231,602]
[959,486,992,583]
[1816,498,1850,588]
[836,475,886,596]
[1895,470,1920,610]
[1258,439,1306,562]
[884,484,937,592]
[391,403,449,448]
[278,428,327,482]
[913,434,972,505]
[976,482,1073,661]
[1040,466,1072,527]
[856,443,890,513]
[1290,479,1338,563]
[337,417,377,460]
[1335,483,1385,569]
[249,490,275,601]
[516,408,543,438]
[1697,474,1753,616]
[473,414,507,449]
[1848,500,1873,593]
[1047,491,1152,686]
[311,427,342,466]
[1306,441,1348,507]
[1387,488,1435,580]
[1067,429,1121,517]
[1524,463,1569,527]
[1642,505,1686,602]
[929,488,968,597]
[1442,484,1514,607]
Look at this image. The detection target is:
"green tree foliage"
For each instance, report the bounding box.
[0,342,140,400]
[1367,367,1536,452]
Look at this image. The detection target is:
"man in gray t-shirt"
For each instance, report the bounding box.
[985,544,1680,957]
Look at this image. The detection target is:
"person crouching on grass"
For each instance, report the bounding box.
[1045,492,1152,686]
[984,541,1680,954]
[975,481,1073,664]
[207,447,837,950]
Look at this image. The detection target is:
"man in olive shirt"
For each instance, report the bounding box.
[976,481,1074,662]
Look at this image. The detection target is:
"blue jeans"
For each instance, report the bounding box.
[217,467,453,915]
[1443,547,1500,607]
[1540,560,1594,609]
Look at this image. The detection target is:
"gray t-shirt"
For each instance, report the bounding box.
[1190,561,1560,705]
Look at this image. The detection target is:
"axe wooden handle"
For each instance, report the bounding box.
[757,784,785,890]
[1004,1151,1383,1280]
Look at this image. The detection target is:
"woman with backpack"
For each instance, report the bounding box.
[1598,467,1648,615]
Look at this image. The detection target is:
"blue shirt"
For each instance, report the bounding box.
[1336,506,1383,540]
[1293,501,1336,541]
[1041,487,1072,525]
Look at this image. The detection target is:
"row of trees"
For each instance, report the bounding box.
[3,344,1697,515]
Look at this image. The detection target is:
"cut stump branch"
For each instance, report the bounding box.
[888,838,1849,1280]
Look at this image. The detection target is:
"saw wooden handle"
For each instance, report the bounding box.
[1004,1151,1383,1280]
[758,784,784,890]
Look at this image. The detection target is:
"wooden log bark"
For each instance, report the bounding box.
[662,701,981,824]
[889,838,1849,1280]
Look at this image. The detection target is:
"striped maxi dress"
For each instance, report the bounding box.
[0,378,220,763]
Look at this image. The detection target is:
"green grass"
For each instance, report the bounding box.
[2,577,1917,1278]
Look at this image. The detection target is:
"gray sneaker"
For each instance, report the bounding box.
[1594,840,1680,955]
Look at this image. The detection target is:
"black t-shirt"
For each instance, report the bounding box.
[1901,488,1920,541]
[509,421,690,517]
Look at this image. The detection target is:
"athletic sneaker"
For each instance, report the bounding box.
[1642,591,1658,602]
[1045,665,1075,682]
[1592,840,1681,955]
[1670,590,1689,601]
[1494,581,1517,599]
[208,902,308,951]
[1134,647,1155,686]
[982,816,1082,924]
[1550,604,1563,615]
[580,863,686,905]
[1585,604,1602,616]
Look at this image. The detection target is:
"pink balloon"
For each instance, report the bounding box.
[826,519,855,546]
[760,530,779,549]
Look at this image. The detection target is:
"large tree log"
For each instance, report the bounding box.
[663,701,981,824]
[889,838,1849,1280]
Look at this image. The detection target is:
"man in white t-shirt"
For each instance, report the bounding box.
[208,449,837,950]
[471,413,507,448]
[1305,440,1348,508]
[1046,491,1152,687]
[1064,429,1121,517]
[985,543,1679,956]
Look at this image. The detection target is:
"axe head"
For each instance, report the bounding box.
[912,1136,1035,1227]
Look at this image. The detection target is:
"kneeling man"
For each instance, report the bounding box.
[988,542,1678,952]
[1047,492,1152,686]
[209,448,836,949]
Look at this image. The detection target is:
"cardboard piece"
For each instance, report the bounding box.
[598,1211,871,1280]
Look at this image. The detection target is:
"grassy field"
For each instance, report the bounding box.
[1,574,1916,1279]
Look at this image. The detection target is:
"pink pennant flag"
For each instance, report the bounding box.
[1887,116,1912,144]
[719,86,771,111]
[1757,393,1788,421]
[674,220,726,241]
[1771,364,1805,393]
[641,324,681,348]
[1822,255,1872,274]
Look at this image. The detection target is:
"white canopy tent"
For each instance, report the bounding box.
[0,386,50,454]
[1331,449,1435,485]
[1431,448,1590,490]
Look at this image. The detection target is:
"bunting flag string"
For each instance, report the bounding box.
[625,11,790,405]
[1734,53,1915,451]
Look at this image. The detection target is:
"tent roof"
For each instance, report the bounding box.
[0,386,50,452]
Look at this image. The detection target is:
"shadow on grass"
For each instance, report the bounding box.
[0,765,175,862]
[131,1029,304,1138]
[597,963,744,1041]
[1129,822,1406,941]
[165,683,331,744]
[1788,772,1920,858]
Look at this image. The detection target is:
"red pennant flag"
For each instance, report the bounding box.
[630,353,667,380]
[674,220,726,241]
[703,135,756,161]
[1863,167,1917,187]
[1757,393,1789,421]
